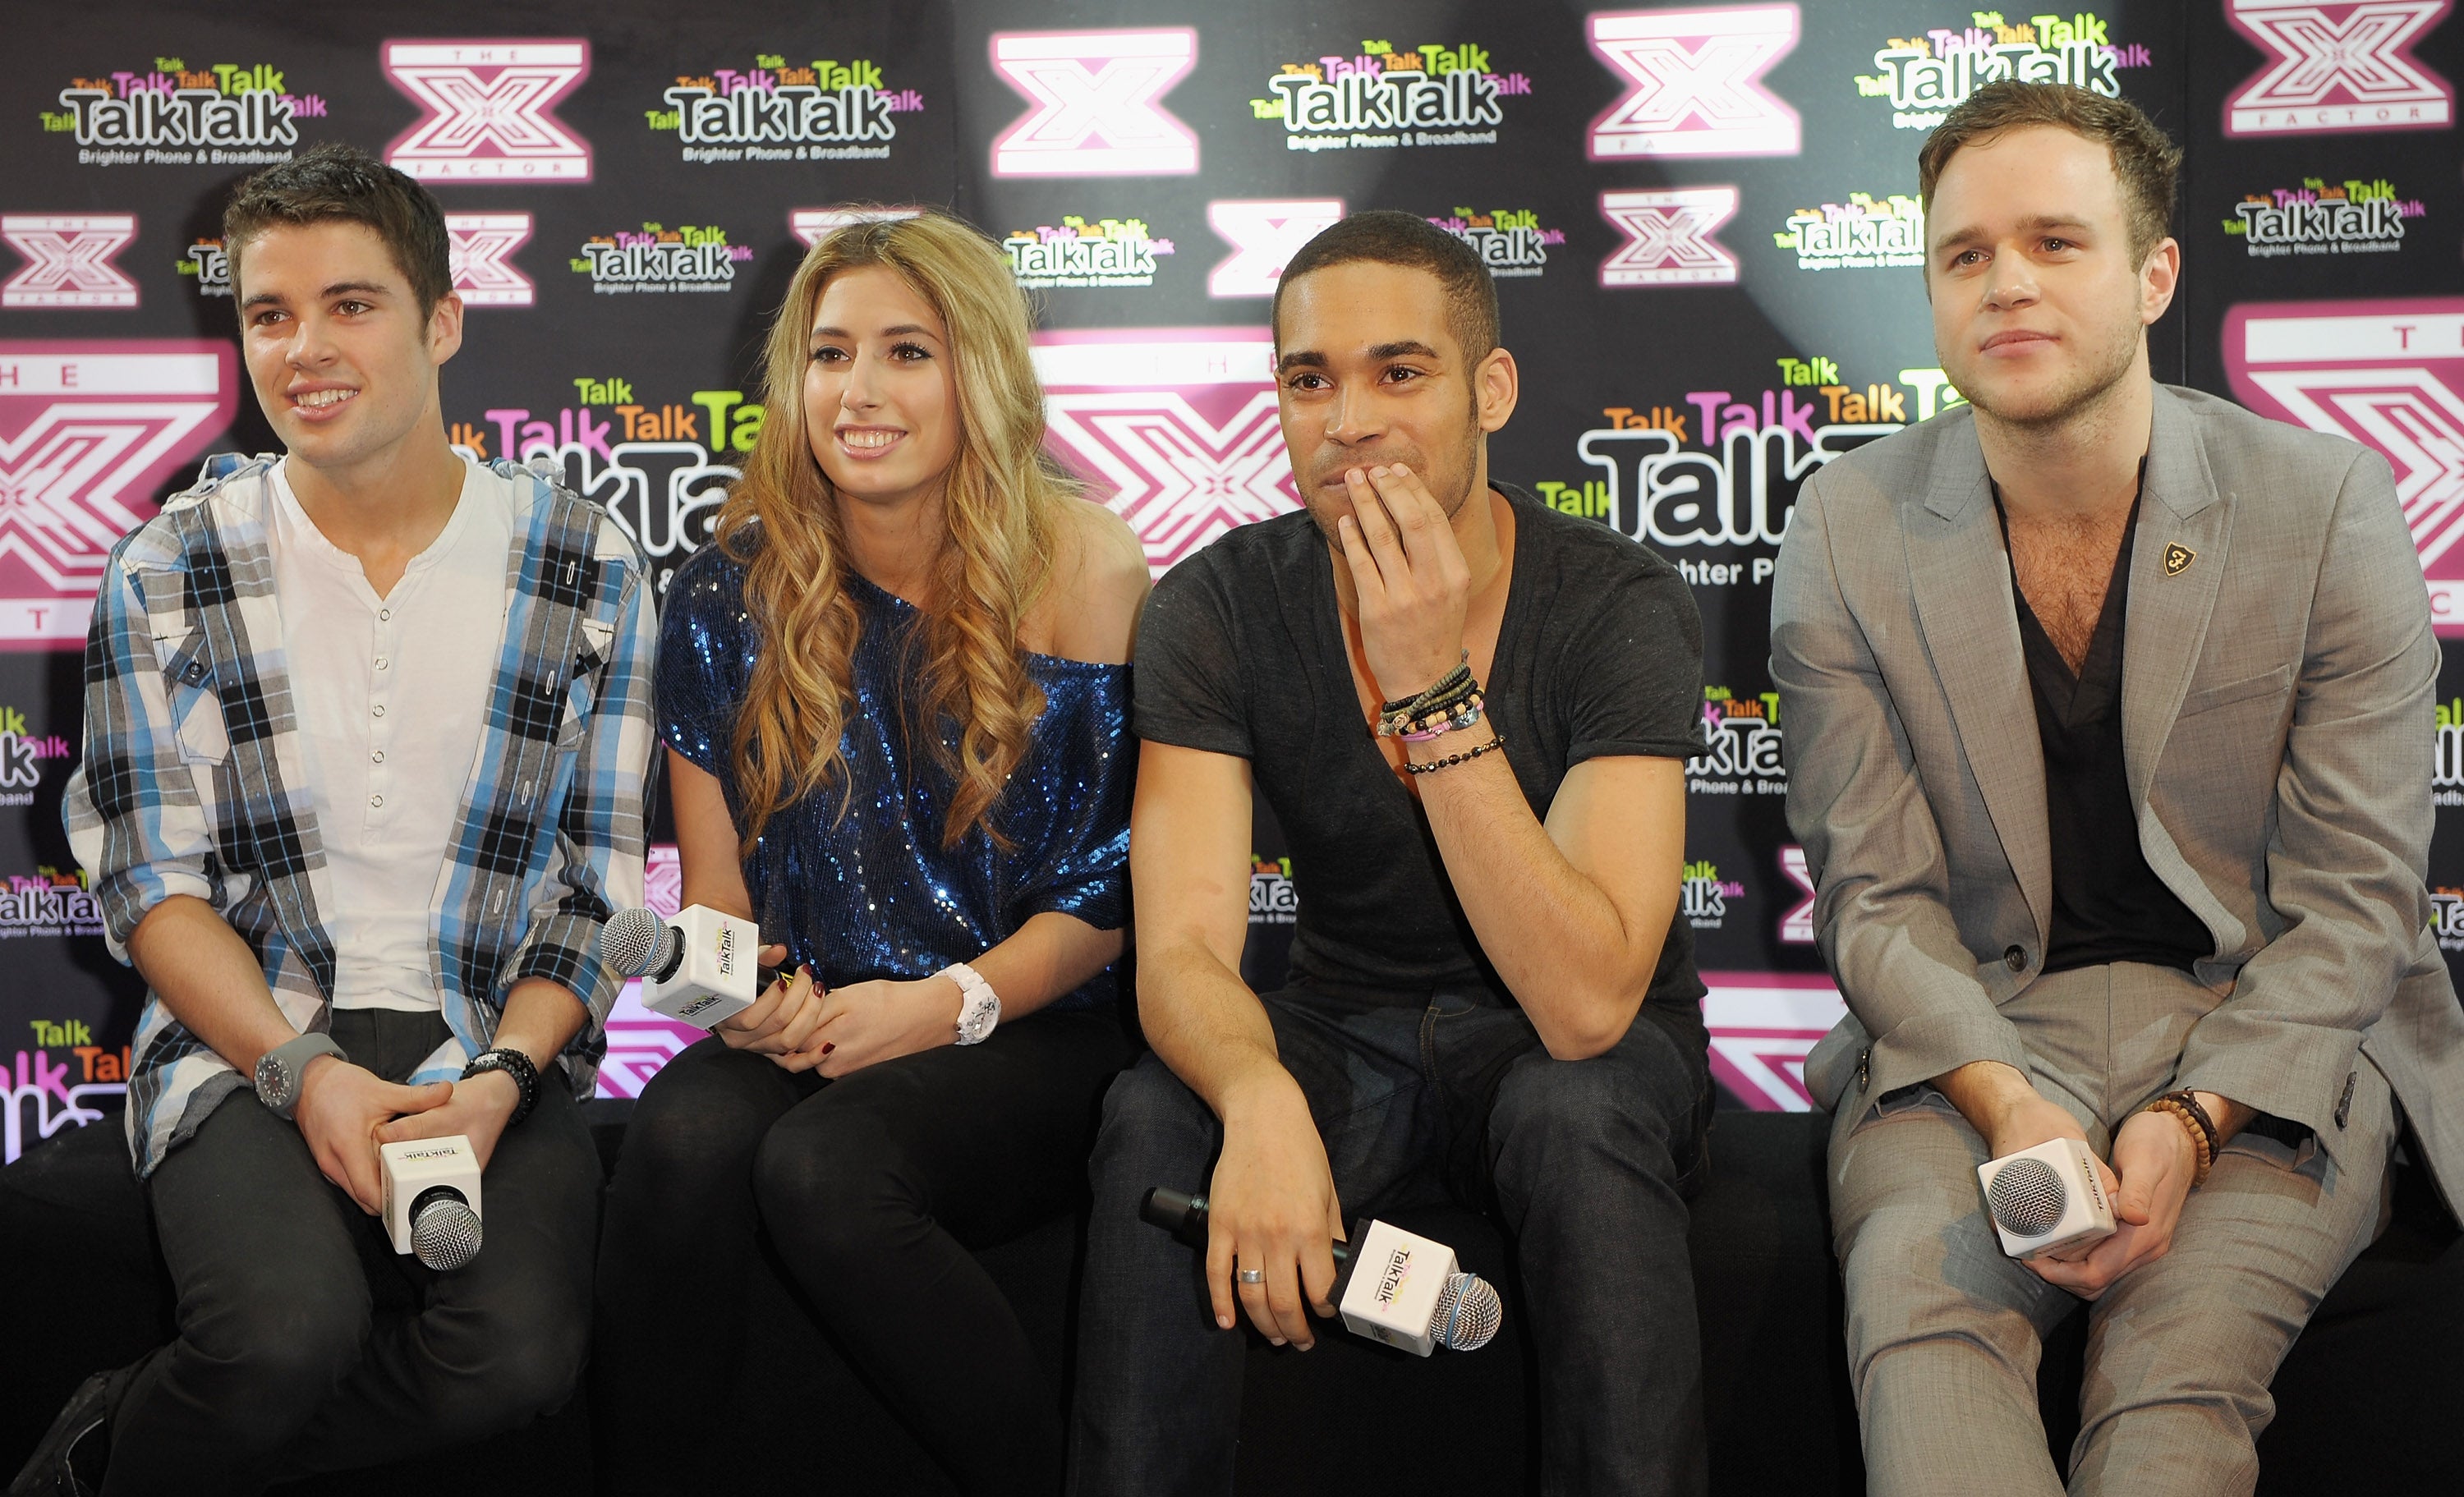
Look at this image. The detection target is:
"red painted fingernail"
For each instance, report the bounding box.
[821,1043,834,1054]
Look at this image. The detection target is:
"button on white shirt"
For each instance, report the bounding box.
[268,457,514,1012]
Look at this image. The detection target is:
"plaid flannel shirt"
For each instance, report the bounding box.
[64,453,656,1176]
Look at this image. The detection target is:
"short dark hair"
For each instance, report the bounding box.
[223,142,452,319]
[1917,81,2181,266]
[1271,210,1500,365]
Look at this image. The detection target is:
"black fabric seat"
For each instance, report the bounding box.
[2,1104,2453,1494]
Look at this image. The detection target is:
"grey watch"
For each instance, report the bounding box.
[254,1033,347,1120]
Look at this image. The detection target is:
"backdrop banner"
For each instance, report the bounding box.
[3,0,2456,1155]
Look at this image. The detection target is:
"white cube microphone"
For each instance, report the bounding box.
[600,905,761,1028]
[380,1135,484,1271]
[1977,1136,2117,1260]
[1140,1187,1503,1357]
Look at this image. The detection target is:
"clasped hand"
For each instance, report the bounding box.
[713,943,963,1078]
[1335,464,1472,702]
[293,1054,519,1215]
[1990,1095,2200,1301]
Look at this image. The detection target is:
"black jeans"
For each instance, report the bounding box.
[105,1008,601,1496]
[592,1009,1129,1496]
[1069,987,1715,1497]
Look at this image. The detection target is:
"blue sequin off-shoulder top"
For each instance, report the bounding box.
[656,540,1132,1008]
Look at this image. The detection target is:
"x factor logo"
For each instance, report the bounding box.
[1702,971,1844,1112]
[2,216,138,310]
[444,214,534,307]
[788,205,924,247]
[1032,329,1297,573]
[1599,188,1740,287]
[2225,0,2453,134]
[1207,200,1344,298]
[0,341,238,647]
[384,39,592,181]
[988,29,1199,177]
[1588,5,1800,158]
[2223,297,2464,632]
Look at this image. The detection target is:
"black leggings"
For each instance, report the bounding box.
[592,1010,1128,1495]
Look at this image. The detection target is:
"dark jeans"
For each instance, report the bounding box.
[1069,987,1715,1497]
[592,1009,1129,1496]
[106,1008,601,1496]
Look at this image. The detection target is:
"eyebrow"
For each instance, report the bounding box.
[1273,340,1442,372]
[239,279,394,311]
[1932,214,2096,251]
[811,324,940,340]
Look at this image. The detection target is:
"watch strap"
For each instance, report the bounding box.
[940,962,1000,1046]
[255,1032,346,1121]
[462,1047,541,1126]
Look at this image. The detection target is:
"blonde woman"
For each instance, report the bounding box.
[593,212,1146,1495]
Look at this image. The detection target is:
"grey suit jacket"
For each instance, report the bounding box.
[1772,382,2464,1218]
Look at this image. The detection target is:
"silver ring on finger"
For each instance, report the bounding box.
[1238,1268,1265,1284]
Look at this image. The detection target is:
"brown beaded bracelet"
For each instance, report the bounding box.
[1403,733,1507,775]
[2145,1093,2215,1187]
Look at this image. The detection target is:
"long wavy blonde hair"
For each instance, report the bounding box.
[715,210,1073,852]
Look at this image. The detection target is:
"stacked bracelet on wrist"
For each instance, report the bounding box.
[1403,733,1507,775]
[1377,654,1484,743]
[2145,1091,2218,1187]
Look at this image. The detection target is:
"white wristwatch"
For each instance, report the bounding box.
[940,962,1001,1045]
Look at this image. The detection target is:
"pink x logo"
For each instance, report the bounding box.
[0,340,237,645]
[1588,5,1801,158]
[2223,297,2464,631]
[1032,329,1296,572]
[2225,0,2453,134]
[1,216,138,310]
[989,29,1198,177]
[384,39,592,181]
[1206,200,1345,299]
[1598,189,1740,287]
[445,214,534,306]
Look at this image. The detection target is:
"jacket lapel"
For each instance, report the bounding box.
[2120,386,2233,810]
[1905,420,2052,945]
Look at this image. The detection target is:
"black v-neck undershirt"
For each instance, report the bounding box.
[1993,481,2211,977]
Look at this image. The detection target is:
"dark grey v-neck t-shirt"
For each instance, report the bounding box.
[1134,483,1710,1014]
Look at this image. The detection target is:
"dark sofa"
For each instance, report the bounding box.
[2,1102,2456,1494]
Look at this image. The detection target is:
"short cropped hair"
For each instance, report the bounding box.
[1271,210,1500,365]
[1916,81,2182,267]
[223,142,452,319]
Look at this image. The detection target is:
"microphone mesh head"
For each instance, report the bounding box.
[1987,1157,2067,1238]
[1431,1272,1502,1352]
[600,907,666,979]
[412,1198,483,1271]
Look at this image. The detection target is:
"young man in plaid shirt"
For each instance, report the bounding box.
[14,145,655,1496]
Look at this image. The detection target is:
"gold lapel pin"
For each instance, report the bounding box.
[2163,542,2195,577]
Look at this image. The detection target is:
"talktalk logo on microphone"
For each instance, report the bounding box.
[1375,1245,1414,1306]
[383,39,591,182]
[713,922,737,976]
[1599,188,1740,287]
[448,214,535,307]
[1206,200,1344,298]
[1587,6,1800,158]
[988,29,1199,177]
[0,340,239,647]
[2224,0,2454,135]
[1031,328,1298,575]
[2223,296,2464,633]
[2,216,139,309]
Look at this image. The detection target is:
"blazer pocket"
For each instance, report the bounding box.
[2179,663,2293,719]
[153,631,229,765]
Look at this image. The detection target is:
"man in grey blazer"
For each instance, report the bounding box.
[1772,81,2464,1496]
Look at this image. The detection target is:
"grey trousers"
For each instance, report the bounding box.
[1827,962,2397,1497]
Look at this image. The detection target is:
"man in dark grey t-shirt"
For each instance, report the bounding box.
[1069,213,1714,1497]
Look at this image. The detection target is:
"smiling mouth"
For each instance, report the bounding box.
[836,427,904,452]
[291,388,358,410]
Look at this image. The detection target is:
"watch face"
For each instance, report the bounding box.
[255,1053,289,1104]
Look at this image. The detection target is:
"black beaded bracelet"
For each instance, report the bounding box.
[1403,733,1508,775]
[462,1047,541,1126]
